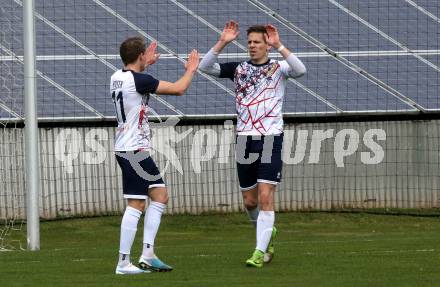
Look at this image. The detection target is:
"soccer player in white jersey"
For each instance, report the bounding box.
[199,21,306,267]
[111,36,199,274]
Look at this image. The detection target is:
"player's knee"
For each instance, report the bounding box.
[149,186,169,204]
[128,199,146,211]
[242,194,258,209]
[244,203,258,210]
[161,192,169,204]
[155,195,168,205]
[153,190,169,204]
[138,201,146,211]
[244,200,258,210]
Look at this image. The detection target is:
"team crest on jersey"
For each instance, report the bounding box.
[266,62,279,78]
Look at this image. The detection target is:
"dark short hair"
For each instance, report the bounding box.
[119,36,146,65]
[246,25,267,36]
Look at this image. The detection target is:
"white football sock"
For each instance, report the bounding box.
[142,201,166,259]
[118,253,131,267]
[118,206,142,266]
[256,211,275,253]
[246,206,260,228]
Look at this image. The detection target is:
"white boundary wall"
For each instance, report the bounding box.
[1,120,439,219]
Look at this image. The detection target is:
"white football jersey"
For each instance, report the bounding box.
[110,69,159,151]
[220,59,294,135]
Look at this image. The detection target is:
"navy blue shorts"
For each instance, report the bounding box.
[115,150,165,199]
[235,133,284,190]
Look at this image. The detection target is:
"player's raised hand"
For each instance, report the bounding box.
[220,20,240,44]
[145,41,160,66]
[185,49,200,73]
[265,24,282,49]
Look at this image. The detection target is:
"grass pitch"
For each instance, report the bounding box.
[1,212,440,287]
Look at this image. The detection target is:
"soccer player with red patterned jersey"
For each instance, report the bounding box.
[199,21,306,267]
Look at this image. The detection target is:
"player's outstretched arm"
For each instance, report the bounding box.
[155,49,199,96]
[199,20,240,76]
[265,24,306,78]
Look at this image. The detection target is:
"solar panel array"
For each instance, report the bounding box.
[0,0,439,121]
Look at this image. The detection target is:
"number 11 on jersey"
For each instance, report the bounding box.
[112,91,126,123]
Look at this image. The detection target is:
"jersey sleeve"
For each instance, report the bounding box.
[279,60,290,77]
[279,54,307,79]
[132,72,160,94]
[219,62,240,81]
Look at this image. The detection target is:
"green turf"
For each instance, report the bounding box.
[1,212,440,287]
